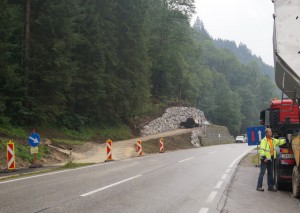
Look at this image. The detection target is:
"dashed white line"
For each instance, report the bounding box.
[206,191,217,203]
[178,157,194,163]
[80,175,142,197]
[215,181,223,189]
[199,207,209,213]
[225,169,231,173]
[0,163,113,185]
[221,174,227,180]
[208,151,217,154]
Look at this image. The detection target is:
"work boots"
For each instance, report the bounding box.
[256,187,264,191]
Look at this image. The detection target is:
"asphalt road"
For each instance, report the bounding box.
[0,144,257,213]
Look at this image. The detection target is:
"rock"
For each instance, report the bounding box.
[140,107,208,136]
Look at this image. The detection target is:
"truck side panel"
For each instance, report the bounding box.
[273,0,300,100]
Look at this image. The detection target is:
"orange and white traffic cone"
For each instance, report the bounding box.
[105,139,113,161]
[137,140,143,157]
[159,138,164,153]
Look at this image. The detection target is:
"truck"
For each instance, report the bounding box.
[263,0,300,197]
[260,99,298,192]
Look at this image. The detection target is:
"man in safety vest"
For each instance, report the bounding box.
[256,128,286,192]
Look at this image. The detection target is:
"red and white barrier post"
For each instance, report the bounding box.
[7,140,15,170]
[137,140,143,157]
[105,139,113,161]
[159,138,164,153]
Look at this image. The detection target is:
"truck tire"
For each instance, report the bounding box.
[274,159,285,190]
[275,171,285,190]
[292,166,300,198]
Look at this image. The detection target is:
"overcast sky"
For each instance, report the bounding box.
[192,0,274,66]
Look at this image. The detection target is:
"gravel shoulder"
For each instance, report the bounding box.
[66,128,200,164]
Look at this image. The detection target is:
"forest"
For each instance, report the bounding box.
[0,0,277,136]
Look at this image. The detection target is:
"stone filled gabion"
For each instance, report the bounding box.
[140,107,208,136]
[191,130,201,147]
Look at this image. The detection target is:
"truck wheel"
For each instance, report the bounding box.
[275,171,284,190]
[292,166,300,198]
[274,159,284,190]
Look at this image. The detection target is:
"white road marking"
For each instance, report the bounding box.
[229,149,253,168]
[206,191,217,203]
[80,175,142,197]
[221,174,227,180]
[225,169,231,173]
[178,157,195,163]
[199,207,209,213]
[208,151,216,154]
[0,163,113,185]
[215,181,223,189]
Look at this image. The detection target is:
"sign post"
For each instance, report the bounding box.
[247,126,266,167]
[28,130,42,168]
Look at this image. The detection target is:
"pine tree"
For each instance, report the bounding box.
[27,0,77,125]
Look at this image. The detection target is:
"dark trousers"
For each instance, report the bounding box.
[257,159,274,189]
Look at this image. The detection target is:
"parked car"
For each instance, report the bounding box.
[235,135,245,143]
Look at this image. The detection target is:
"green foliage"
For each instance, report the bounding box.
[0,139,7,167]
[14,142,32,162]
[0,137,50,165]
[14,143,49,163]
[60,125,132,141]
[0,125,27,138]
[60,128,98,141]
[0,0,24,125]
[98,125,132,141]
[51,139,84,146]
[0,0,277,136]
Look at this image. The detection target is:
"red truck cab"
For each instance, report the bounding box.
[260,99,298,189]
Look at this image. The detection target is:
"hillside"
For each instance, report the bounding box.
[0,107,233,169]
[0,125,234,170]
[1,1,277,143]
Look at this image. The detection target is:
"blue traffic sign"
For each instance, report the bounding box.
[246,126,266,146]
[28,133,41,147]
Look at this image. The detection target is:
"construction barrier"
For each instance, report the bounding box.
[106,139,113,161]
[7,140,15,170]
[159,138,164,153]
[137,140,143,157]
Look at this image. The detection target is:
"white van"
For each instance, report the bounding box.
[235,136,245,143]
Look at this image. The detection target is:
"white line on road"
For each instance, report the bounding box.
[215,181,223,189]
[80,175,142,197]
[229,149,253,168]
[208,151,217,154]
[206,191,217,203]
[0,163,113,185]
[221,174,227,180]
[178,157,195,163]
[225,169,231,173]
[199,207,209,213]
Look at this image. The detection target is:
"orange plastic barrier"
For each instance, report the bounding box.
[106,139,113,161]
[137,140,143,157]
[7,140,15,169]
[159,138,164,153]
